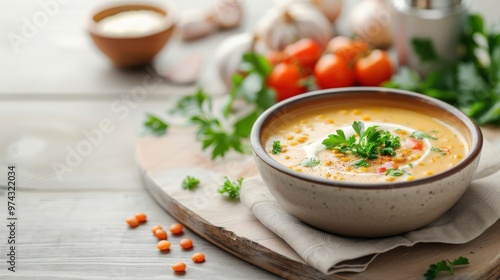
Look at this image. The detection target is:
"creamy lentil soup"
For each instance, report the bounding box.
[264,105,468,183]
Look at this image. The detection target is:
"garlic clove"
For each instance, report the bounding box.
[157,53,204,84]
[179,11,218,41]
[215,33,254,89]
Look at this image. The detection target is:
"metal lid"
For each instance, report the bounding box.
[405,0,461,9]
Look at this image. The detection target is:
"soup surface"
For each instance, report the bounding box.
[264,105,468,183]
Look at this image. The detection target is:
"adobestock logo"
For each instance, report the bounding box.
[7,0,71,54]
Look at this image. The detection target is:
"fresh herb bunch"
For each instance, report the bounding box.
[385,14,500,125]
[218,177,244,199]
[424,256,469,280]
[144,52,276,160]
[182,175,200,190]
[322,121,401,160]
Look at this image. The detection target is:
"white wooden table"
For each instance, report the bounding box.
[0,0,498,279]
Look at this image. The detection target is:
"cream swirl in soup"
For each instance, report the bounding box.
[265,106,468,183]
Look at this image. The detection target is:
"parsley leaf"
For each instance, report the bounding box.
[144,114,169,136]
[431,147,447,155]
[300,157,320,167]
[272,141,282,154]
[353,159,369,167]
[182,176,200,190]
[386,169,406,177]
[218,177,244,199]
[424,256,469,280]
[411,38,439,62]
[411,131,438,140]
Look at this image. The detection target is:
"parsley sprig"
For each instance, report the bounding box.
[322,121,401,160]
[144,52,276,160]
[143,114,169,136]
[182,176,200,190]
[272,141,282,154]
[424,256,469,280]
[218,177,244,199]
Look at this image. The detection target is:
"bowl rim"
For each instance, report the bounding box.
[85,0,177,39]
[250,87,483,190]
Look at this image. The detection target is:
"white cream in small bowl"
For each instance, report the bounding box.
[95,9,166,38]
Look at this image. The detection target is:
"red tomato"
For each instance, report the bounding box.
[283,38,323,72]
[377,167,387,174]
[268,62,306,101]
[405,138,423,150]
[354,49,394,86]
[313,54,355,89]
[327,36,369,63]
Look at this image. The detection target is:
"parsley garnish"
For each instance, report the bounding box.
[322,121,401,160]
[353,159,370,167]
[409,163,414,168]
[272,141,282,154]
[144,114,169,136]
[385,168,407,177]
[431,147,447,155]
[424,256,469,280]
[218,177,244,199]
[300,157,320,167]
[182,176,200,190]
[411,131,438,140]
[145,52,276,160]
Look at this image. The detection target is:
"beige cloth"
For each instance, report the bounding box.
[240,140,500,275]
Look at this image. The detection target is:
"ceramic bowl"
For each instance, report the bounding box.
[86,1,177,67]
[250,87,483,238]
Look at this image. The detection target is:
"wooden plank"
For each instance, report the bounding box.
[0,191,280,279]
[137,128,500,280]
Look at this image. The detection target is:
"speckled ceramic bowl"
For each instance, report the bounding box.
[250,87,483,238]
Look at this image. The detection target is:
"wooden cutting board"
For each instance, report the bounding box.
[137,127,500,280]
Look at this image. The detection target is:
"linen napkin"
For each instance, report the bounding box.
[240,140,500,275]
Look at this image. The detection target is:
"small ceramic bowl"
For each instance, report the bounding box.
[250,87,483,238]
[86,1,177,67]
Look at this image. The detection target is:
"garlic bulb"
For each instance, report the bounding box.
[256,1,333,51]
[209,0,244,29]
[309,0,342,23]
[349,0,393,49]
[215,33,261,89]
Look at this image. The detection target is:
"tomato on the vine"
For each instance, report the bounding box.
[283,38,323,72]
[313,54,355,89]
[355,49,393,86]
[268,62,306,101]
[326,36,369,63]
